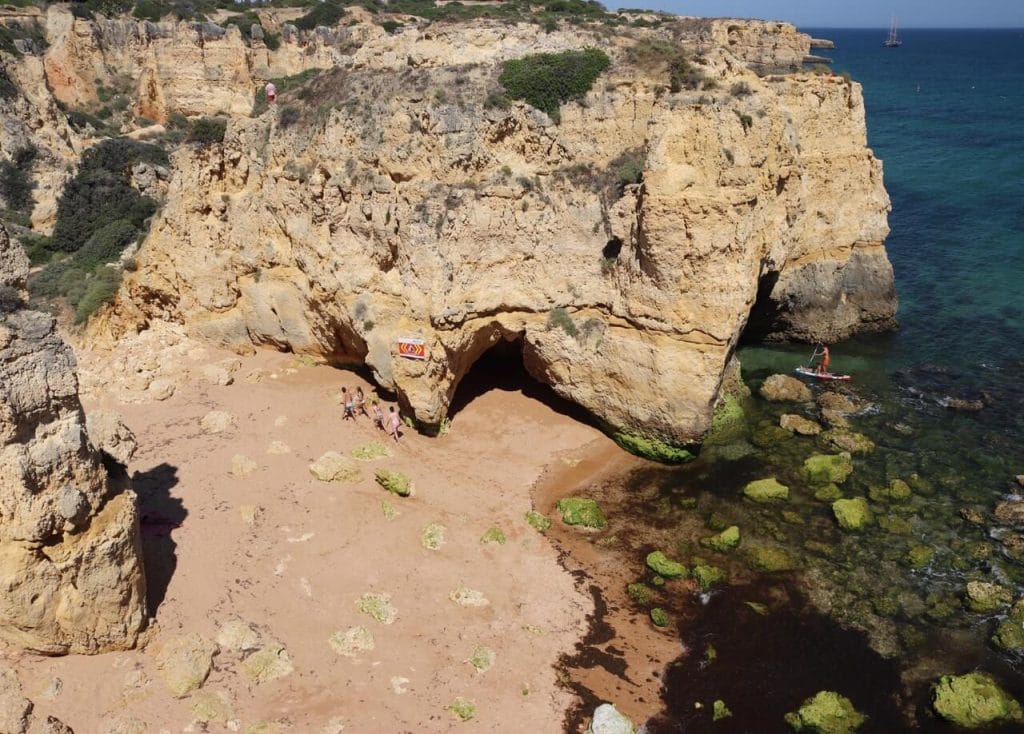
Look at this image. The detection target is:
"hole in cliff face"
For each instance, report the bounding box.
[602,237,623,259]
[740,269,786,344]
[447,336,593,425]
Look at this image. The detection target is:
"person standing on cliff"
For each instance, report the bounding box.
[265,81,277,104]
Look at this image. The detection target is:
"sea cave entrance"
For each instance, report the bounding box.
[738,269,784,345]
[446,332,592,427]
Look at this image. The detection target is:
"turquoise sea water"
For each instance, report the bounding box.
[625,29,1024,732]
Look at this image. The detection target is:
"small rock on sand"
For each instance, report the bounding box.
[216,620,261,652]
[449,587,489,608]
[267,441,291,455]
[201,410,236,434]
[309,452,362,483]
[231,454,258,478]
[240,644,294,683]
[329,626,375,657]
[154,633,217,697]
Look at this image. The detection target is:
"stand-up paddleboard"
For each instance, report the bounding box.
[794,366,852,381]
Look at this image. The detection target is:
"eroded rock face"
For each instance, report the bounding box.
[71,16,894,450]
[0,229,146,654]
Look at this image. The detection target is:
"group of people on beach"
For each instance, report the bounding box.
[340,385,402,442]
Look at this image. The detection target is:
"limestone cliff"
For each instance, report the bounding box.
[0,224,147,654]
[3,7,896,456]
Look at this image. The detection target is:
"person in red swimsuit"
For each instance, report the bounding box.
[817,345,831,375]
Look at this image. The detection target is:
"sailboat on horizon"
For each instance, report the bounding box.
[884,16,902,47]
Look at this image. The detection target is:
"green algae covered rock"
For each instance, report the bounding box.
[701,525,741,553]
[869,479,913,503]
[878,515,913,535]
[693,564,725,592]
[447,696,477,722]
[611,429,695,463]
[627,582,653,606]
[375,468,411,496]
[745,545,798,573]
[965,581,1012,614]
[650,607,670,627]
[907,544,935,568]
[814,484,843,502]
[646,550,687,579]
[752,424,794,448]
[832,498,872,531]
[480,527,506,545]
[706,393,747,445]
[743,478,789,503]
[992,599,1024,652]
[784,691,866,733]
[556,497,607,528]
[525,510,551,531]
[713,699,733,722]
[932,672,1024,728]
[804,453,854,484]
[820,429,875,455]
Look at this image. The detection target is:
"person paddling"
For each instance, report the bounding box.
[815,345,831,375]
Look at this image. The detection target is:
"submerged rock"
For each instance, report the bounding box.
[804,453,854,484]
[994,500,1024,528]
[745,545,798,573]
[713,699,733,722]
[868,479,912,503]
[587,703,635,734]
[906,545,935,568]
[646,551,687,579]
[832,498,872,531]
[752,424,795,447]
[991,599,1024,653]
[965,581,1012,614]
[932,672,1024,728]
[820,430,875,455]
[701,526,741,553]
[743,478,790,503]
[693,564,725,592]
[556,498,607,528]
[784,690,866,733]
[780,413,822,435]
[817,392,858,414]
[761,374,813,403]
[814,484,843,502]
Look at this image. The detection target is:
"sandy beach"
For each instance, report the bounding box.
[1,328,655,733]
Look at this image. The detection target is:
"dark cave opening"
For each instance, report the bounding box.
[446,335,596,428]
[739,269,785,344]
[602,237,623,259]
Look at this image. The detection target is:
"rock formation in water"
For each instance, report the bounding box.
[0,223,147,654]
[4,7,897,457]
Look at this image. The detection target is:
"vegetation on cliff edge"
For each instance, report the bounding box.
[498,48,611,123]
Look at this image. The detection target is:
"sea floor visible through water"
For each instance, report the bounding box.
[536,345,1024,733]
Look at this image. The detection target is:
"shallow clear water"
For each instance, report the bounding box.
[632,29,1024,731]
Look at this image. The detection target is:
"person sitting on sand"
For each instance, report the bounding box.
[388,405,401,442]
[341,387,355,420]
[371,399,384,431]
[354,386,368,417]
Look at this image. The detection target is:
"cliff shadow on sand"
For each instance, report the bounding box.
[133,462,185,616]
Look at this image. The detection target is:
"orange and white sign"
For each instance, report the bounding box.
[396,337,426,360]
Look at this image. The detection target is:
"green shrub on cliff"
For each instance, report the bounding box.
[499,48,611,123]
[187,117,227,145]
[0,146,37,213]
[50,138,166,253]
